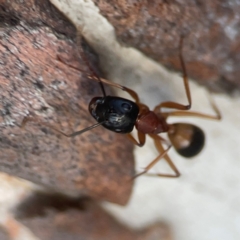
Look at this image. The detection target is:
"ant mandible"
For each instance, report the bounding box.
[24,33,221,179]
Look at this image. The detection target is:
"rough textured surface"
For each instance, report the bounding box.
[93,0,240,93]
[1,1,240,240]
[0,1,134,205]
[12,193,172,240]
[0,227,9,240]
[5,1,240,240]
[0,0,75,37]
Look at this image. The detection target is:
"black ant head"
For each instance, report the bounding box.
[168,123,205,158]
[89,96,139,133]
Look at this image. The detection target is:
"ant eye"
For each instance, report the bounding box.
[121,103,132,112]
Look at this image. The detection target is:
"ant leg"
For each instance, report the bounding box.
[56,30,102,77]
[154,37,192,112]
[76,30,142,102]
[21,117,102,137]
[127,131,146,147]
[133,134,180,179]
[64,29,142,103]
[56,54,92,75]
[89,76,141,104]
[76,31,107,97]
[57,53,141,104]
[163,110,221,120]
[162,95,222,120]
[127,103,150,146]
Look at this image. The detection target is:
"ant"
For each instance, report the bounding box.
[22,33,221,179]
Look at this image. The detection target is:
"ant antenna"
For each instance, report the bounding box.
[54,121,106,137]
[76,31,107,97]
[21,117,106,138]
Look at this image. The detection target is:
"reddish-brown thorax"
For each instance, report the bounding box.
[135,111,169,134]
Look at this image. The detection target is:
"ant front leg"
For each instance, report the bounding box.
[57,29,107,96]
[133,134,180,179]
[89,76,141,104]
[127,131,146,147]
[127,104,150,146]
[56,31,103,81]
[76,29,141,103]
[76,31,107,97]
[56,54,92,75]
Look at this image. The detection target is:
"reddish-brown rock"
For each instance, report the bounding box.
[93,0,240,93]
[0,1,134,205]
[12,193,172,240]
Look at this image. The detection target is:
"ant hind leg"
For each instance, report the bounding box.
[133,134,180,179]
[154,36,192,112]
